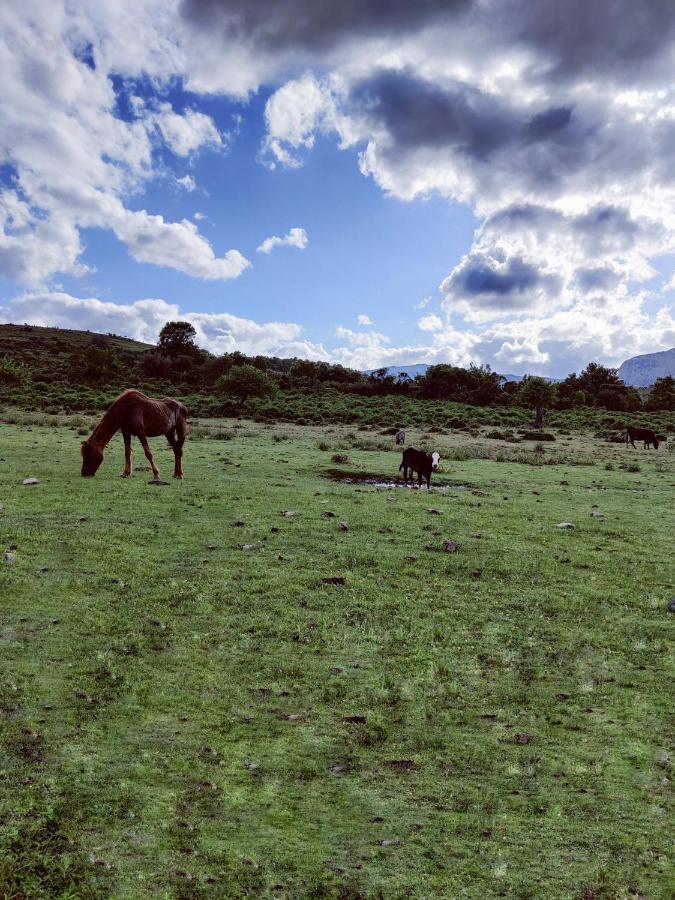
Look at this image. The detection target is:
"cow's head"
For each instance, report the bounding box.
[81,441,104,476]
[431,451,441,470]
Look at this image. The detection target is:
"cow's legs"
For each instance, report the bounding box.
[138,434,160,479]
[121,432,132,477]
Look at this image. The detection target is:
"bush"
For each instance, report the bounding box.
[521,431,556,441]
[331,453,349,464]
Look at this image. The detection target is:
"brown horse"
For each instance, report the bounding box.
[81,390,187,479]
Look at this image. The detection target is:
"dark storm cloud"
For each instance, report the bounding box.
[574,267,621,293]
[350,71,518,160]
[443,253,562,311]
[349,70,580,164]
[571,205,641,254]
[482,204,655,257]
[501,0,675,83]
[180,0,468,53]
[525,107,573,142]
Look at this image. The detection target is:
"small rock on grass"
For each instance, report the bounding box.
[239,543,262,551]
[22,477,39,486]
[668,598,675,612]
[3,551,16,564]
[427,508,444,515]
[442,540,461,553]
[590,511,604,518]
[338,521,348,531]
[322,510,336,518]
[556,522,575,529]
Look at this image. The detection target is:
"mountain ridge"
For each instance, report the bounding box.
[617,347,675,387]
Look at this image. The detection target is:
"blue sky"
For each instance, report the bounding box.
[0,1,673,375]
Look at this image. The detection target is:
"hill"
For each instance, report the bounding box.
[617,347,675,387]
[0,323,152,358]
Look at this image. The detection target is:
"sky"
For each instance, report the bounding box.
[0,0,674,377]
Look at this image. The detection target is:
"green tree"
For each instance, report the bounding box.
[216,364,277,406]
[646,375,675,411]
[518,376,557,429]
[158,321,198,358]
[0,356,29,387]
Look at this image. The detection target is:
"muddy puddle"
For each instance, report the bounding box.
[324,469,469,490]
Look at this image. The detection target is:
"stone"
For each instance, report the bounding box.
[338,521,348,531]
[441,540,461,553]
[22,478,39,486]
[590,511,604,518]
[556,522,575,529]
[321,510,336,518]
[3,551,16,564]
[239,543,261,551]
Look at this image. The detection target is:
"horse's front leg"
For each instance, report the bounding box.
[138,434,160,480]
[121,432,132,477]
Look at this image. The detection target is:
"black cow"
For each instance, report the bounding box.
[626,426,659,449]
[399,447,441,488]
[395,429,405,445]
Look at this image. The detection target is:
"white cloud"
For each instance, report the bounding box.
[418,314,443,331]
[113,209,251,280]
[0,290,330,359]
[357,314,373,325]
[176,175,196,192]
[0,1,247,287]
[256,227,308,254]
[151,103,221,157]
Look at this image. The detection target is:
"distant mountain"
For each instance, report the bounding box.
[618,347,675,387]
[364,364,554,383]
[364,364,430,379]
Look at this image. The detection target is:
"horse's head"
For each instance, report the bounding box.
[81,441,104,476]
[431,451,441,471]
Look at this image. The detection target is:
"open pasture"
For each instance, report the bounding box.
[1,420,673,898]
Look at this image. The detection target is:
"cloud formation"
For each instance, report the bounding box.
[0,291,329,359]
[1,1,673,376]
[0,1,247,287]
[256,227,308,254]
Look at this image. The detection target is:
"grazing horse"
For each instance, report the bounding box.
[399,447,441,488]
[626,425,659,450]
[395,429,406,445]
[81,390,187,479]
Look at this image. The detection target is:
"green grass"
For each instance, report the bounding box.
[1,421,673,898]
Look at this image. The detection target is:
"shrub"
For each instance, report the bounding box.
[521,431,556,441]
[331,453,349,463]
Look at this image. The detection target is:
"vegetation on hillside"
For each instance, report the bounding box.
[1,324,673,435]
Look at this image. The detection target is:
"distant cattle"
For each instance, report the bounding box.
[399,447,441,488]
[395,429,406,445]
[626,426,659,450]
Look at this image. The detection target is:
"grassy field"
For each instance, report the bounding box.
[1,419,673,898]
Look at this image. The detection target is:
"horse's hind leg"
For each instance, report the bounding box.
[121,432,132,477]
[137,434,160,480]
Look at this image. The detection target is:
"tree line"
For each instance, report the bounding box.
[1,320,674,418]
